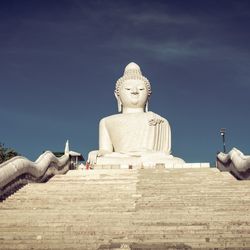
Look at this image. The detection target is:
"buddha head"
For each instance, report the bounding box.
[115,62,152,112]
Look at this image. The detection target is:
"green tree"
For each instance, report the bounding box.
[0,143,19,164]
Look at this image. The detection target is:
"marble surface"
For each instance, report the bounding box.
[217,147,250,179]
[88,62,185,167]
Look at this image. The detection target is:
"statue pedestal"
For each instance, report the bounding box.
[93,162,210,169]
[92,153,210,169]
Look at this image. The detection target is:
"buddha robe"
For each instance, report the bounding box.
[99,111,171,157]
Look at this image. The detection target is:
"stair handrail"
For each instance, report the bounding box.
[217,147,250,180]
[0,151,70,200]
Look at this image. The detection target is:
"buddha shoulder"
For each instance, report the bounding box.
[99,114,124,127]
[99,112,169,127]
[146,111,170,126]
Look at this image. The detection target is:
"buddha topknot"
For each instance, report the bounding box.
[115,62,152,96]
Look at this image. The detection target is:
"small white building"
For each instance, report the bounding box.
[64,140,84,169]
[69,150,84,169]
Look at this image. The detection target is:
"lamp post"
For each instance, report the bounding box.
[220,128,226,153]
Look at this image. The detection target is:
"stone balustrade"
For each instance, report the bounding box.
[0,151,70,200]
[217,147,250,180]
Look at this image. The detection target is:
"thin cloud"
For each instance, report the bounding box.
[126,12,196,25]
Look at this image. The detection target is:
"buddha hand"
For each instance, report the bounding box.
[87,150,99,165]
[87,150,111,165]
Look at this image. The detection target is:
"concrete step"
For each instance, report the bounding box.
[1,168,250,249]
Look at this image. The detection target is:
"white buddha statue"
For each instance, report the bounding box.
[88,62,185,167]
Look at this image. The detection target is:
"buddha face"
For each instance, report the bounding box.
[118,79,148,109]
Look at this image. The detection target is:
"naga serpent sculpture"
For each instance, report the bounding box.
[0,151,70,201]
[217,147,250,180]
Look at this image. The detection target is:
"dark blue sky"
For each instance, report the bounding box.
[1,0,250,164]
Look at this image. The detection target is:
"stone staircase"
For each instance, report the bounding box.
[1,168,250,249]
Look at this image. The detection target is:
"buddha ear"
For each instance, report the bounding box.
[114,92,122,113]
[145,101,149,112]
[145,95,150,112]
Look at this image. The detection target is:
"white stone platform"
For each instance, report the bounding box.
[93,162,210,169]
